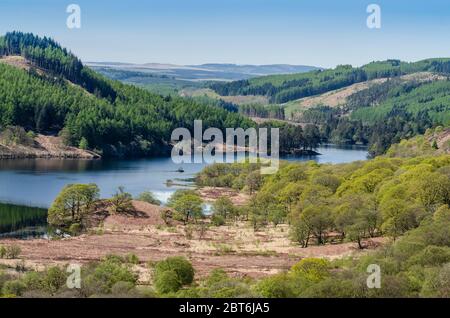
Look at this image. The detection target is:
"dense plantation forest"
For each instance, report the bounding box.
[0,31,116,100]
[207,57,450,156]
[0,32,256,157]
[238,103,285,119]
[210,59,450,103]
[0,32,330,157]
[300,79,450,155]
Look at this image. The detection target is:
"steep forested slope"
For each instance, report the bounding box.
[210,59,450,104]
[0,32,254,157]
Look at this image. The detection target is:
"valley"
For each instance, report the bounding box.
[0,31,449,299]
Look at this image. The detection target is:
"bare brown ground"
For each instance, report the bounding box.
[0,134,99,159]
[0,201,385,282]
[434,129,450,152]
[288,71,447,111]
[197,187,250,206]
[0,55,34,71]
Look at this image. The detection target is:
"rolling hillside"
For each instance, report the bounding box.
[206,58,450,156]
[0,32,253,157]
[210,59,450,104]
[88,62,320,95]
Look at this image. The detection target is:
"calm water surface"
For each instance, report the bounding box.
[0,145,368,208]
[0,145,367,237]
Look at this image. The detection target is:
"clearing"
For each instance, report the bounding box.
[284,72,447,118]
[0,134,100,159]
[0,200,384,282]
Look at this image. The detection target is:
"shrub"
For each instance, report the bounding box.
[109,186,134,214]
[26,130,36,139]
[22,271,45,291]
[79,137,89,150]
[211,214,225,227]
[203,280,253,298]
[126,253,140,265]
[300,277,361,298]
[44,267,67,294]
[136,191,161,206]
[255,273,294,298]
[205,269,229,287]
[420,264,450,297]
[0,272,14,293]
[408,246,450,267]
[154,270,182,294]
[68,223,82,235]
[2,280,26,296]
[160,208,174,226]
[103,254,126,264]
[0,126,34,146]
[5,245,21,259]
[111,281,135,295]
[0,246,6,258]
[290,258,330,282]
[90,259,138,294]
[154,256,195,286]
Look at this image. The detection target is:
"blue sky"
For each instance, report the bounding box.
[1,0,449,67]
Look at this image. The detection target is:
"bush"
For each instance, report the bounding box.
[154,270,182,294]
[103,254,126,264]
[5,245,21,259]
[160,208,174,226]
[2,280,26,296]
[0,246,6,258]
[126,253,140,265]
[68,223,82,235]
[255,273,294,298]
[211,213,225,226]
[300,277,361,298]
[0,126,34,146]
[408,246,450,267]
[111,281,135,295]
[420,264,450,297]
[79,137,89,150]
[0,272,14,293]
[154,256,195,286]
[205,269,229,287]
[109,186,134,214]
[202,280,253,298]
[290,258,330,282]
[26,130,36,139]
[88,259,138,294]
[22,271,45,291]
[44,267,67,294]
[136,191,161,206]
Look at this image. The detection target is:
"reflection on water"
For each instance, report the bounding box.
[0,158,103,172]
[0,203,48,239]
[0,145,368,209]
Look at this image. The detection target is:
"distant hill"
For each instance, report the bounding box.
[204,59,450,156]
[209,59,450,104]
[0,32,254,158]
[86,62,321,82]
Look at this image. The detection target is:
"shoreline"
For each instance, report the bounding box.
[0,134,101,160]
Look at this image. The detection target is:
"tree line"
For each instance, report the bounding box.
[197,150,450,246]
[0,32,329,157]
[209,58,450,104]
